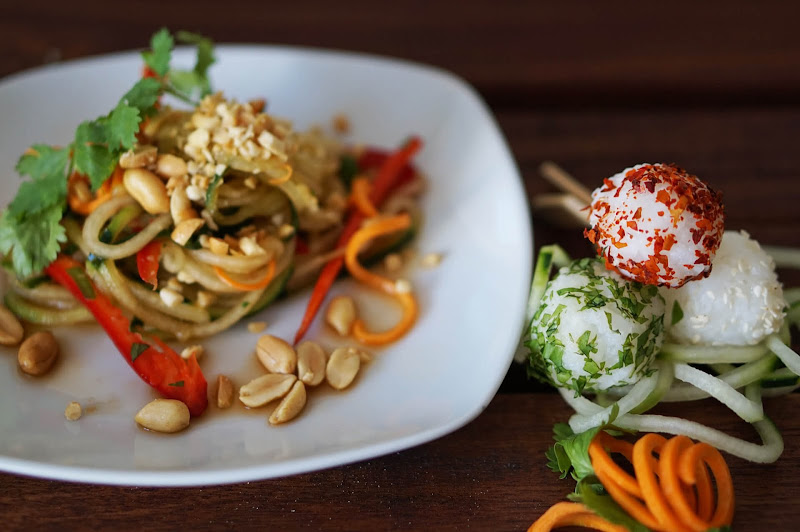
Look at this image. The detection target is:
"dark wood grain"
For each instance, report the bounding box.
[1,394,798,531]
[3,1,800,107]
[1,1,799,530]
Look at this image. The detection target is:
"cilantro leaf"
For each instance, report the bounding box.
[73,119,117,190]
[546,423,601,481]
[177,31,215,76]
[169,31,216,100]
[0,204,66,278]
[15,145,70,181]
[107,101,141,150]
[1,28,216,279]
[168,70,207,100]
[8,170,67,217]
[142,28,173,77]
[121,78,162,115]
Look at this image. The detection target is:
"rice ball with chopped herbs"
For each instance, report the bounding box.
[660,230,785,346]
[526,257,666,395]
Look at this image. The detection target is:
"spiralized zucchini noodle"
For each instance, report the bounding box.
[7,93,424,342]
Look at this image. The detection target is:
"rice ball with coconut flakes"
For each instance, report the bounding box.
[660,230,786,346]
[526,258,666,395]
[585,163,725,288]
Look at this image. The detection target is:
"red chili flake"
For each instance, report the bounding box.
[696,219,712,230]
[586,163,724,286]
[656,189,672,205]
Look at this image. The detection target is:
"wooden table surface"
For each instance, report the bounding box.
[1,2,799,530]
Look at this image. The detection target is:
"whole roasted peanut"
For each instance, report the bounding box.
[325,295,356,336]
[134,399,190,433]
[256,334,297,374]
[170,184,198,225]
[269,380,307,425]
[326,347,361,390]
[17,331,59,376]
[239,373,296,408]
[217,375,234,409]
[296,341,327,386]
[123,168,170,214]
[156,154,188,179]
[119,145,157,169]
[0,304,24,346]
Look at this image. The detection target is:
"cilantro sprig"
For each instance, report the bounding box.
[545,423,602,481]
[0,28,215,279]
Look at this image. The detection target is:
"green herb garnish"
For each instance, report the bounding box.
[0,28,215,279]
[671,300,684,325]
[130,342,150,361]
[338,154,359,189]
[545,423,602,481]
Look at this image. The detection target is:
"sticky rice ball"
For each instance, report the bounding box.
[660,230,786,346]
[526,258,666,395]
[585,163,725,288]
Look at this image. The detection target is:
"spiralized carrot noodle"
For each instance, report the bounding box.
[590,441,663,530]
[585,432,735,532]
[659,435,714,530]
[632,433,693,532]
[678,442,735,527]
[344,213,417,345]
[527,502,627,532]
[589,432,640,497]
[266,163,293,185]
[350,176,379,217]
[213,260,276,291]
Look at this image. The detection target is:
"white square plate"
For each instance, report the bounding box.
[0,46,532,486]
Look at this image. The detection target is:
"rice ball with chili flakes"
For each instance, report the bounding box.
[660,230,786,346]
[585,163,724,288]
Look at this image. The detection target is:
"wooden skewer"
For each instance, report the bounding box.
[531,161,594,228]
[539,161,593,205]
[530,193,590,229]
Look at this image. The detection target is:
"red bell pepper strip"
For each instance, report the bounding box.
[357,149,417,188]
[137,240,162,289]
[45,255,208,416]
[293,136,423,344]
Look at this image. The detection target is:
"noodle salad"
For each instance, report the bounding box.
[0,30,424,419]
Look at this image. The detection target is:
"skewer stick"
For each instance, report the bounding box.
[539,161,593,205]
[530,193,590,228]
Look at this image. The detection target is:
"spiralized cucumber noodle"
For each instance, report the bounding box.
[529,244,800,464]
